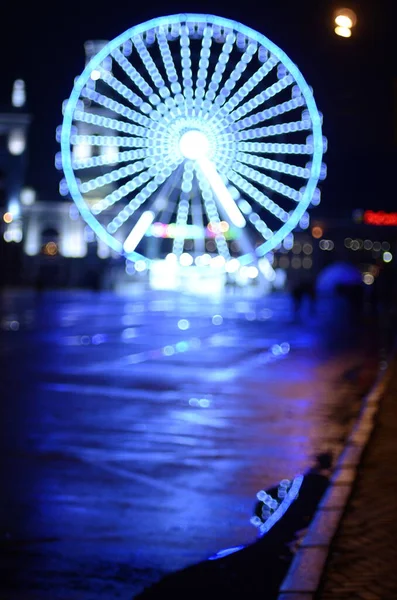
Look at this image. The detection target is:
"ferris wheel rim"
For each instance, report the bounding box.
[60,13,324,265]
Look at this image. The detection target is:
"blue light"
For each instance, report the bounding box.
[61,13,324,262]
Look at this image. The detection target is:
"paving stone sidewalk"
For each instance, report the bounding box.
[317,362,397,600]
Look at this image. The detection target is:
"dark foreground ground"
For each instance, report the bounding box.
[0,289,380,599]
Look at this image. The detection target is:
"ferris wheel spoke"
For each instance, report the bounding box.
[132,34,167,93]
[172,162,194,256]
[233,96,305,131]
[233,161,302,202]
[237,153,310,179]
[204,41,260,115]
[123,210,156,254]
[235,118,312,141]
[227,170,288,224]
[72,149,147,171]
[111,48,154,97]
[227,74,294,123]
[179,25,193,106]
[193,26,212,107]
[106,165,180,233]
[73,109,148,137]
[195,168,231,259]
[70,134,148,149]
[81,86,152,127]
[190,179,206,254]
[79,160,147,193]
[156,27,179,87]
[237,141,314,155]
[208,53,278,121]
[197,157,246,229]
[99,70,148,109]
[92,158,181,216]
[203,33,235,106]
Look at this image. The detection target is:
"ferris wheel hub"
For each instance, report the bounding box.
[179,130,210,160]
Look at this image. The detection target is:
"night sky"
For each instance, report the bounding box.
[2,0,396,218]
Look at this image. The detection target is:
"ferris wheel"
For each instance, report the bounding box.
[60,13,326,267]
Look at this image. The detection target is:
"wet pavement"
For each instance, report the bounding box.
[0,289,378,599]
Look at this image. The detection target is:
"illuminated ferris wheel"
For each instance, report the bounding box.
[60,13,326,268]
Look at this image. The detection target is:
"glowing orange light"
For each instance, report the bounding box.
[334,8,357,27]
[312,226,323,239]
[334,26,352,38]
[44,241,58,256]
[220,221,230,233]
[3,212,13,224]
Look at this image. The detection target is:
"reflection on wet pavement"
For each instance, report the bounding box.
[0,290,377,599]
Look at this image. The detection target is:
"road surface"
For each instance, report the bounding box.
[0,289,377,599]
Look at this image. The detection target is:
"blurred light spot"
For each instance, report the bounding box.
[245,311,256,321]
[271,344,282,356]
[163,345,175,356]
[280,342,290,354]
[92,334,106,345]
[10,320,19,331]
[178,319,190,330]
[12,79,26,107]
[225,258,240,273]
[190,337,201,349]
[344,237,352,248]
[334,25,352,37]
[373,242,381,252]
[127,353,146,364]
[247,266,259,278]
[335,15,353,27]
[312,226,323,239]
[180,252,193,266]
[20,187,36,206]
[122,327,138,339]
[189,398,199,406]
[3,212,13,224]
[211,255,226,268]
[279,256,289,269]
[302,243,313,255]
[383,251,392,263]
[8,128,26,155]
[176,341,189,352]
[199,398,211,408]
[44,241,58,256]
[90,69,101,80]
[363,273,374,285]
[291,257,301,269]
[135,260,147,272]
[80,335,90,345]
[382,242,390,251]
[259,308,273,320]
[212,314,223,326]
[303,257,313,269]
[334,8,357,27]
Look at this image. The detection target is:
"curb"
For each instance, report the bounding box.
[277,358,393,600]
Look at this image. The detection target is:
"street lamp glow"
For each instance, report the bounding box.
[335,14,353,28]
[334,25,352,37]
[334,8,357,37]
